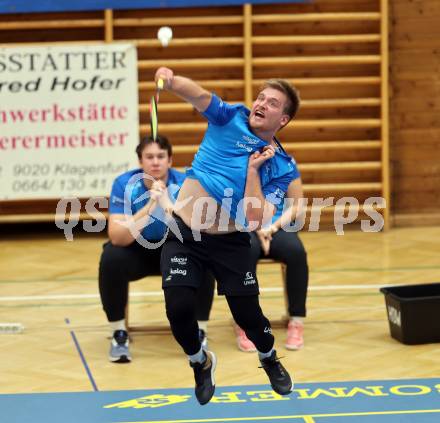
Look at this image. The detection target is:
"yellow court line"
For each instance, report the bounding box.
[119,408,440,423]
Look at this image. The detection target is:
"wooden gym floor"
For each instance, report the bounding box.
[0,225,439,394]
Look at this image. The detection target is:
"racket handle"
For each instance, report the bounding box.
[157,78,164,90]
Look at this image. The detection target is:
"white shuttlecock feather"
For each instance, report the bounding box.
[157,26,173,47]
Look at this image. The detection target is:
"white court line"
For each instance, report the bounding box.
[0,284,390,302]
[265,284,388,291]
[0,292,161,302]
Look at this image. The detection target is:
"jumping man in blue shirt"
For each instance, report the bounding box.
[155,67,301,405]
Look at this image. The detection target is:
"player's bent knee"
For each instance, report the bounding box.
[164,286,197,323]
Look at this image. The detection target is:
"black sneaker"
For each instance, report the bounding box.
[259,350,292,395]
[190,350,217,405]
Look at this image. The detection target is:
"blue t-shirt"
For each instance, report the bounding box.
[109,168,185,241]
[186,94,300,226]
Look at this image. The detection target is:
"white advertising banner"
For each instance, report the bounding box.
[0,43,139,200]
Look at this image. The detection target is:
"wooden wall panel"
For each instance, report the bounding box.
[0,0,391,228]
[389,0,440,215]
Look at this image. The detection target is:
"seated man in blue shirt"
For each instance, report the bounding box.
[98,134,214,363]
[155,67,300,404]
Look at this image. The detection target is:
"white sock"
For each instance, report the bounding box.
[290,316,304,324]
[198,320,208,332]
[110,319,126,335]
[188,347,206,364]
[258,348,274,360]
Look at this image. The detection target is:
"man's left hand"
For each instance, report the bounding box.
[248,145,275,171]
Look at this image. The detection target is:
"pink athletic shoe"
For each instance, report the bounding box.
[234,324,257,352]
[286,320,304,350]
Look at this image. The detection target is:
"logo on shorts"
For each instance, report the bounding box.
[264,326,272,334]
[170,268,187,276]
[244,271,256,285]
[171,256,187,265]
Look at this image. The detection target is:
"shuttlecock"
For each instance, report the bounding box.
[157,26,173,47]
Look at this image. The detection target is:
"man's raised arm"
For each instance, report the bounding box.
[155,67,212,113]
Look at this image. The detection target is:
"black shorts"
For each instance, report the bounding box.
[161,214,260,296]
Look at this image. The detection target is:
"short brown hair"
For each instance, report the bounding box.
[261,79,300,120]
[135,134,172,159]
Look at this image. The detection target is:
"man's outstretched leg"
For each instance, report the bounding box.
[164,286,217,405]
[226,294,293,395]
